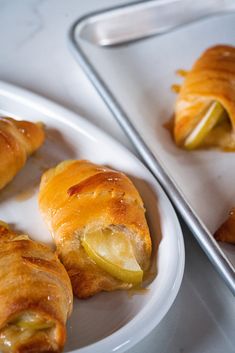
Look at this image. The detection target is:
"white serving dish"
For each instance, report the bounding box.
[0,81,184,353]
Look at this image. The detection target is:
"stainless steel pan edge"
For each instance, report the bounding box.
[68,3,235,294]
[74,0,235,46]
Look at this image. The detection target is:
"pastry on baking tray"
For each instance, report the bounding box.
[0,117,45,190]
[39,159,152,299]
[0,221,73,353]
[172,45,235,150]
[214,208,235,245]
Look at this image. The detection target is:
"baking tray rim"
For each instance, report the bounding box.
[68,1,235,295]
[72,0,234,46]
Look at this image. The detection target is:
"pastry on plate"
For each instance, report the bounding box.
[0,117,45,190]
[0,222,73,353]
[39,160,152,298]
[173,45,235,150]
[214,208,235,245]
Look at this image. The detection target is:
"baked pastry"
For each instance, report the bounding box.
[0,117,45,190]
[173,45,235,150]
[0,222,73,353]
[214,208,235,245]
[39,160,152,299]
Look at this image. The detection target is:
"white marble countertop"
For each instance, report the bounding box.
[0,1,234,353]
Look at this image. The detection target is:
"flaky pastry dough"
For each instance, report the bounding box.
[0,222,72,353]
[39,160,152,298]
[0,117,45,189]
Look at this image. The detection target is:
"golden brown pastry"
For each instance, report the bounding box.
[0,222,73,353]
[39,160,152,299]
[0,117,45,190]
[214,208,235,245]
[173,45,235,150]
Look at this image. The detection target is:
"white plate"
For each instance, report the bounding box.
[78,12,235,269]
[0,81,184,353]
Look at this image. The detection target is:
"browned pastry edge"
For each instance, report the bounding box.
[214,208,235,245]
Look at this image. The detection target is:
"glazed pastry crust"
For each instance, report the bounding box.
[39,160,152,298]
[0,117,45,190]
[174,45,235,146]
[0,224,73,353]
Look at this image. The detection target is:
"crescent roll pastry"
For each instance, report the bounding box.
[173,45,235,150]
[39,160,152,299]
[0,222,73,353]
[214,208,235,245]
[0,117,45,190]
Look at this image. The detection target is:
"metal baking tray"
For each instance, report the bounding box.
[68,0,235,294]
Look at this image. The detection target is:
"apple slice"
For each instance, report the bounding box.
[184,101,226,150]
[82,228,143,284]
[14,313,54,330]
